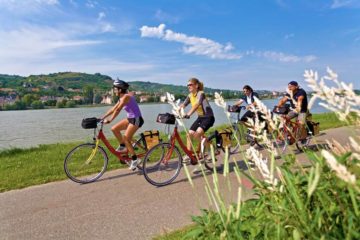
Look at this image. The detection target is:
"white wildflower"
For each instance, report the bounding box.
[214,92,226,109]
[246,147,280,190]
[322,150,356,185]
[305,67,360,121]
[349,137,360,153]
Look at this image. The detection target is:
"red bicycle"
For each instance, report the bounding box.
[273,108,312,153]
[64,118,148,183]
[142,113,226,187]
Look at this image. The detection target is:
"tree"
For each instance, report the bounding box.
[94,94,103,104]
[65,100,76,108]
[31,100,44,109]
[22,94,38,106]
[83,85,94,104]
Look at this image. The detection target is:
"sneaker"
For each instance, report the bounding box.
[116,145,126,152]
[128,159,138,171]
[182,155,191,164]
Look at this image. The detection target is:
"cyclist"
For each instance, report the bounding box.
[101,79,144,170]
[276,81,308,142]
[234,85,261,124]
[179,78,215,163]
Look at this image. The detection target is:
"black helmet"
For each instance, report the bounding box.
[113,78,129,90]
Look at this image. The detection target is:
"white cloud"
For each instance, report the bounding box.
[97,12,106,21]
[86,0,97,8]
[244,50,316,63]
[258,51,317,63]
[0,0,59,12]
[0,25,103,61]
[100,23,115,33]
[331,0,360,9]
[140,24,241,60]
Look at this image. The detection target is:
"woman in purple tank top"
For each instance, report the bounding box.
[101,79,144,170]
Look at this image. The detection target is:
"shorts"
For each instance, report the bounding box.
[128,116,144,128]
[287,111,306,124]
[190,116,215,132]
[240,110,266,123]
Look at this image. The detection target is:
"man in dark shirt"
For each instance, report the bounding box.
[276,81,308,140]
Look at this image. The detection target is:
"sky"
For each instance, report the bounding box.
[0,0,359,90]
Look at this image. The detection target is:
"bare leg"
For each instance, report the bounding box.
[192,128,205,152]
[111,119,129,145]
[124,123,140,156]
[186,130,195,151]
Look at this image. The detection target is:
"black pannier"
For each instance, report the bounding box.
[272,104,290,114]
[81,117,98,129]
[227,105,241,113]
[307,121,320,135]
[156,113,176,124]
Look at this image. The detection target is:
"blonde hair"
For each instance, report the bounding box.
[188,77,204,91]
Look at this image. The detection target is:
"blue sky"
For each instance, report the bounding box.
[0,0,359,90]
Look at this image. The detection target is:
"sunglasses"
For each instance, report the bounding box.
[187,83,194,87]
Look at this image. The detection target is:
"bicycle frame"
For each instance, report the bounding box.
[163,122,206,164]
[95,122,146,163]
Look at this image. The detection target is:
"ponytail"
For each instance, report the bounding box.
[188,77,204,91]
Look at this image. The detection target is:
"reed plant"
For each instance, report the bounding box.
[164,68,359,239]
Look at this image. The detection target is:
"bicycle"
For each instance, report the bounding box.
[273,108,312,153]
[64,118,148,184]
[142,113,226,187]
[227,105,263,154]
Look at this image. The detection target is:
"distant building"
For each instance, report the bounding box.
[40,96,57,102]
[101,95,112,104]
[139,95,150,103]
[72,95,84,101]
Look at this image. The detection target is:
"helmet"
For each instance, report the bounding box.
[113,78,129,90]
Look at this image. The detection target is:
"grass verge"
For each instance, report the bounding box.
[0,112,351,192]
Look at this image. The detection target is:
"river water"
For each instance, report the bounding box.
[0,99,329,150]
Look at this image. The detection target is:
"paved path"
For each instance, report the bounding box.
[0,126,358,240]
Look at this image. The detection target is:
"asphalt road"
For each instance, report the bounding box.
[0,126,357,240]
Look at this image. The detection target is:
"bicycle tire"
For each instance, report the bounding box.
[142,143,182,187]
[203,134,225,172]
[64,143,108,184]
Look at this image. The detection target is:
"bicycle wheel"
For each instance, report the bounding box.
[132,137,147,170]
[142,143,182,186]
[202,135,225,172]
[272,128,288,154]
[64,143,108,183]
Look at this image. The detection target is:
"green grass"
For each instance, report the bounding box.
[0,112,354,192]
[153,225,195,240]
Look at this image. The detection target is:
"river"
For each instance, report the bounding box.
[0,99,329,150]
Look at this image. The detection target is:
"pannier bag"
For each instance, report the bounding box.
[81,117,98,129]
[216,128,233,148]
[307,121,320,135]
[272,104,290,114]
[227,105,241,113]
[141,130,160,150]
[156,113,176,125]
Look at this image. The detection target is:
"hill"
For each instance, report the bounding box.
[0,72,112,90]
